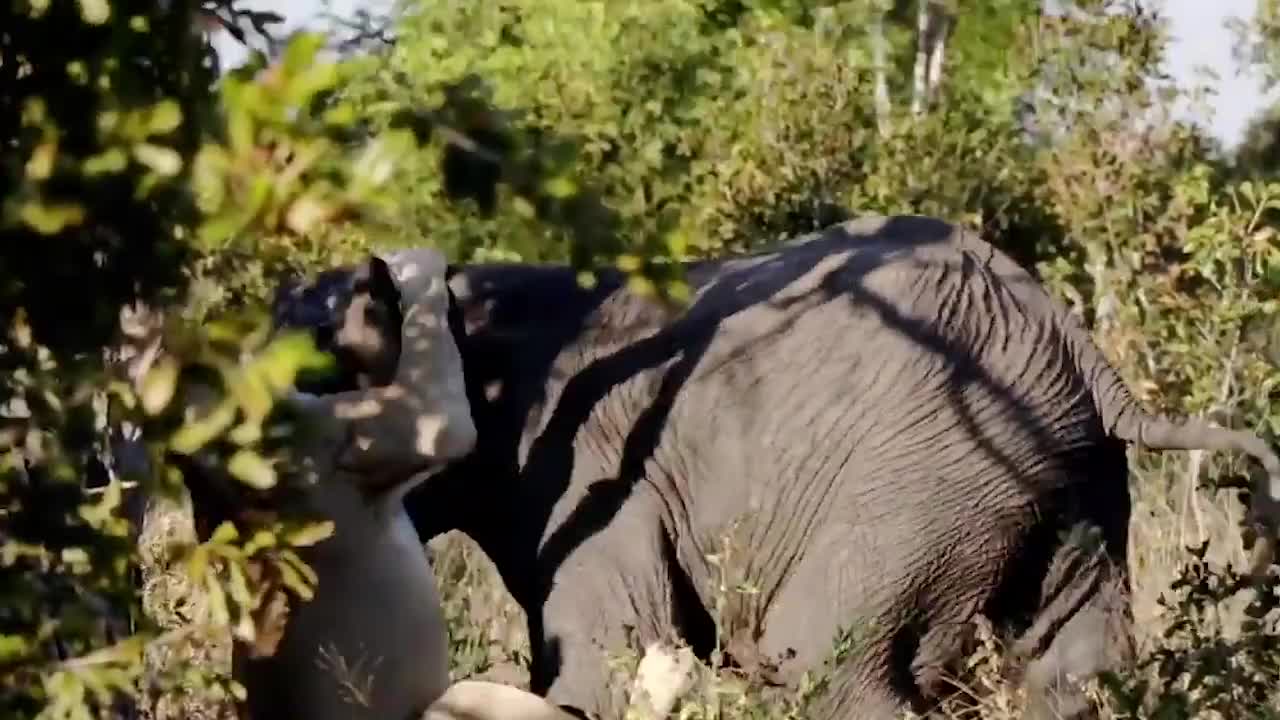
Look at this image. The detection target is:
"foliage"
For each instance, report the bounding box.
[3,0,1280,718]
[385,0,1280,717]
[0,0,419,712]
[1234,105,1280,182]
[0,1,672,717]
[1231,0,1280,181]
[1234,0,1280,92]
[343,0,1052,263]
[1098,544,1280,719]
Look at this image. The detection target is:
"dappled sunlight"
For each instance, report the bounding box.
[286,250,478,487]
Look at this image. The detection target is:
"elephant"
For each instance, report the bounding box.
[116,249,475,720]
[271,215,1280,720]
[114,249,690,720]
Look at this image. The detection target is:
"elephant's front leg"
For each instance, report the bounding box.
[529,499,688,720]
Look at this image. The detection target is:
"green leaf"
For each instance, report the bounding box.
[227,449,277,490]
[0,634,31,664]
[228,420,263,446]
[77,0,109,24]
[210,520,240,546]
[275,550,318,600]
[227,107,255,158]
[82,148,128,176]
[543,176,577,198]
[243,529,278,555]
[169,399,237,455]
[147,100,183,135]
[281,31,328,76]
[18,200,86,234]
[132,143,182,176]
[226,557,252,607]
[284,520,335,548]
[139,355,178,416]
[25,141,56,179]
[322,102,358,127]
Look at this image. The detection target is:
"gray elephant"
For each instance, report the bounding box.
[272,215,1280,720]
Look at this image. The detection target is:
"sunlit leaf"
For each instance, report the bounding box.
[243,529,278,555]
[284,520,335,548]
[0,634,31,664]
[139,355,178,416]
[147,100,183,135]
[19,201,86,234]
[77,0,109,24]
[274,551,318,601]
[169,399,237,455]
[83,148,128,175]
[227,449,277,490]
[132,143,183,176]
[543,176,577,199]
[25,142,57,180]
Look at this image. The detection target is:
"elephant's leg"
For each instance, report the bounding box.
[530,495,686,720]
[1020,528,1135,720]
[910,620,977,703]
[805,669,918,720]
[752,532,923,720]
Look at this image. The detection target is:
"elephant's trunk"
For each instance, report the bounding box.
[1063,315,1280,575]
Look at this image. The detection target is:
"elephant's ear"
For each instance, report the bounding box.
[335,255,404,390]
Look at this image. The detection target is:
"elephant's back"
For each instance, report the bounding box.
[684,216,1105,464]
[667,216,1113,587]
[660,219,1122,678]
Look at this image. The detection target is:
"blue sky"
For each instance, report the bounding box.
[213,0,1274,150]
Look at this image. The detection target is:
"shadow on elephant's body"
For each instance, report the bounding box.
[393,214,1137,716]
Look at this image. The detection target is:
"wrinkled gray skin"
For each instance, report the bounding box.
[274,216,1280,720]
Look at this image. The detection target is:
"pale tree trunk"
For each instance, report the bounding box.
[924,8,951,108]
[910,1,930,115]
[871,11,893,136]
[910,1,955,116]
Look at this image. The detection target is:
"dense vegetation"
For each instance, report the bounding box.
[1,0,1279,717]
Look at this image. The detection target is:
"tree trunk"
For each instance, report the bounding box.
[924,8,951,108]
[910,1,954,116]
[871,11,893,136]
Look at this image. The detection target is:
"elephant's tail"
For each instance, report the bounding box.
[1063,315,1280,570]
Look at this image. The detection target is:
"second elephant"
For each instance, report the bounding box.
[273,215,1280,720]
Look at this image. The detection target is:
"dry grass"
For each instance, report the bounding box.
[428,531,532,688]
[135,492,238,720]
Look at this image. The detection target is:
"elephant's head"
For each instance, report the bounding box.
[270,248,477,499]
[272,254,404,395]
[113,248,476,532]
